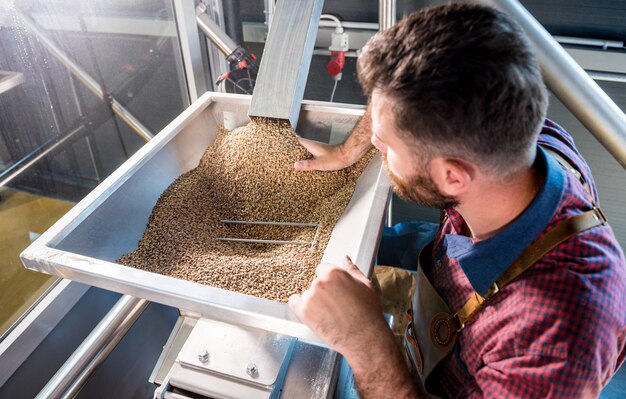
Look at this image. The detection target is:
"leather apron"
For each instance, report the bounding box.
[403,149,608,394]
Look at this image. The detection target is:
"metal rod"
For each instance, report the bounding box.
[196,4,238,57]
[16,9,154,142]
[310,222,321,249]
[67,70,102,181]
[379,0,396,31]
[554,35,624,50]
[263,0,275,30]
[319,20,378,30]
[0,124,86,189]
[587,71,626,84]
[221,220,319,227]
[474,0,626,169]
[386,194,393,228]
[0,70,25,94]
[36,296,148,399]
[219,220,319,246]
[216,237,313,245]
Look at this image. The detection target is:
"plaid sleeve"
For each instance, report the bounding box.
[467,354,602,398]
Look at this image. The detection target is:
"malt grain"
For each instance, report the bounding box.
[118,118,374,302]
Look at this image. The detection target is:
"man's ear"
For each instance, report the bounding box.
[429,158,476,197]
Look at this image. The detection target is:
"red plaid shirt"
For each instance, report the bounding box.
[427,120,626,398]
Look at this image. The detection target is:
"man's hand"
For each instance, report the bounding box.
[294,138,355,171]
[289,256,388,356]
[295,105,374,172]
[289,256,420,398]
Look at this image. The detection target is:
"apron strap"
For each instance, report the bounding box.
[542,147,596,205]
[455,207,607,329]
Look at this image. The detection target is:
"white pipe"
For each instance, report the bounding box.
[320,14,343,33]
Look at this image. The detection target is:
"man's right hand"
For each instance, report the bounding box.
[294,138,356,171]
[295,104,375,172]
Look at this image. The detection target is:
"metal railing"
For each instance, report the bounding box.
[473,0,626,169]
[35,296,148,399]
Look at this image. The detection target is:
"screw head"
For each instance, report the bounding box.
[198,349,209,363]
[246,362,258,377]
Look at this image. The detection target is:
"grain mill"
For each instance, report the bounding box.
[20,0,391,397]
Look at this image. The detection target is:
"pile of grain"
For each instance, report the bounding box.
[118,118,374,302]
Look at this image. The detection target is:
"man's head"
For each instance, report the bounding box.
[358,4,548,207]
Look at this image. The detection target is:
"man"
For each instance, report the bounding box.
[288,4,626,398]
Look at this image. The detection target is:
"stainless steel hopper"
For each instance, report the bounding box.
[21,92,391,341]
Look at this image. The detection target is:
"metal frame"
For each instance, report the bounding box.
[196,3,238,57]
[200,0,230,93]
[20,92,391,342]
[35,295,148,399]
[15,8,154,142]
[379,0,396,31]
[0,280,89,387]
[0,123,88,189]
[0,70,24,95]
[173,0,209,103]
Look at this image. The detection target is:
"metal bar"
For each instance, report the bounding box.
[0,70,25,95]
[35,295,148,399]
[16,9,154,142]
[474,0,626,169]
[66,72,103,181]
[319,20,378,30]
[216,237,313,245]
[249,0,325,128]
[263,0,275,29]
[310,222,321,250]
[173,0,209,103]
[219,220,320,246]
[196,4,238,57]
[379,0,396,31]
[0,281,89,388]
[0,124,87,189]
[222,220,319,227]
[587,71,626,84]
[110,101,153,141]
[554,36,623,50]
[386,194,393,227]
[196,1,230,93]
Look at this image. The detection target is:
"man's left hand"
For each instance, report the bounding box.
[288,255,389,364]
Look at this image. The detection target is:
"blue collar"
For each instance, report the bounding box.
[441,146,565,295]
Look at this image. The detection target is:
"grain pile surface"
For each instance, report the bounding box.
[118,118,374,302]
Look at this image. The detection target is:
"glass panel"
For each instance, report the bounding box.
[0,0,188,339]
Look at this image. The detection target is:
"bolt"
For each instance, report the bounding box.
[198,349,209,363]
[246,362,258,377]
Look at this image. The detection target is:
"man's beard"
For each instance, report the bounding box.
[382,154,459,209]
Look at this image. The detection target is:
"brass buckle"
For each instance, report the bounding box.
[485,282,500,300]
[452,313,465,333]
[593,207,608,225]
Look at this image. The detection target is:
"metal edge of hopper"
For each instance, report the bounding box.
[18,93,390,343]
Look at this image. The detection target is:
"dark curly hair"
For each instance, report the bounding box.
[358,3,548,175]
